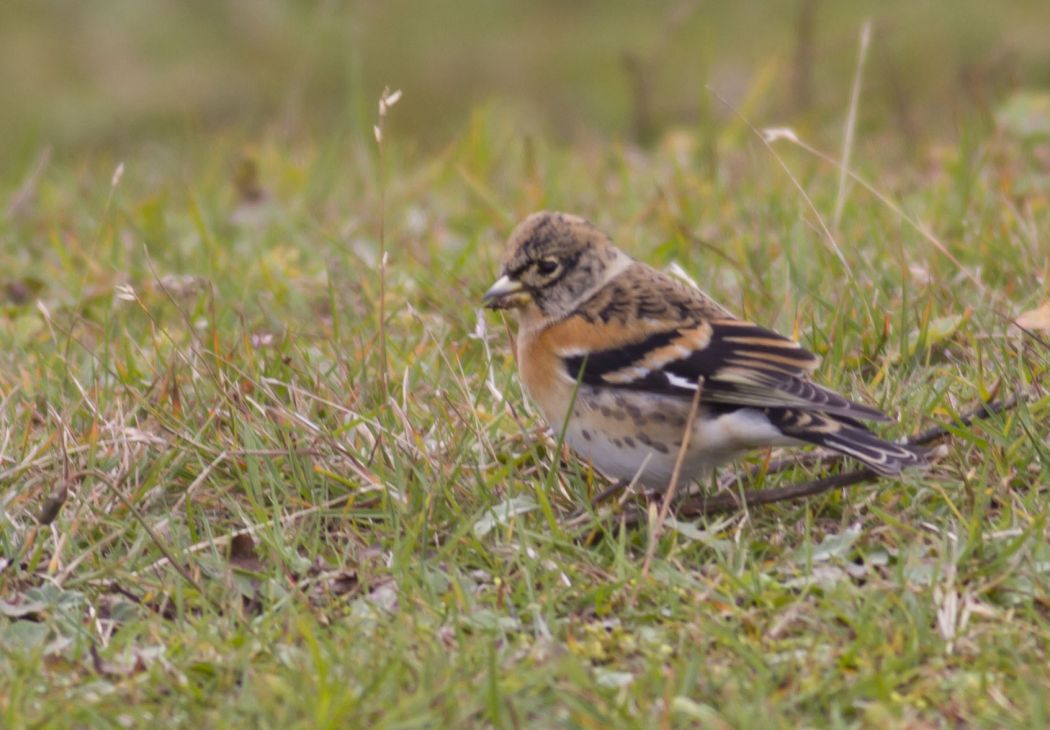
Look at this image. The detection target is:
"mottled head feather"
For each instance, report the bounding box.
[494,211,630,318]
[502,211,608,264]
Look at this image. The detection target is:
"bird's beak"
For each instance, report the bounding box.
[482,274,529,310]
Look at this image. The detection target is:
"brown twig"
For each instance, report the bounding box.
[718,447,842,488]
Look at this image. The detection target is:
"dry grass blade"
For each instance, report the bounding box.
[833,20,871,232]
[781,133,988,296]
[708,86,854,281]
[640,377,704,577]
[5,145,51,219]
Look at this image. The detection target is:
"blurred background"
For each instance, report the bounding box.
[2,0,1049,172]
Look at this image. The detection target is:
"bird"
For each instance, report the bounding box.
[482,211,924,491]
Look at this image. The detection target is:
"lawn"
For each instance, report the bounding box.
[2,3,1050,728]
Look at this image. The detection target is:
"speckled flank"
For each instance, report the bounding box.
[551,386,785,489]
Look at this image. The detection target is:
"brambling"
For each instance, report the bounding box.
[483,211,924,490]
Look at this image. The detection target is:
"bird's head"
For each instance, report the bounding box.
[482,211,628,319]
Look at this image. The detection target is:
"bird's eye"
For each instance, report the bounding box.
[536,258,560,276]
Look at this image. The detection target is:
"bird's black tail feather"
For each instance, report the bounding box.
[765,408,926,476]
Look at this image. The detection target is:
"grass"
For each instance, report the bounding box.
[2,72,1050,730]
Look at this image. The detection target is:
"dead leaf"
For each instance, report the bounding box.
[329,571,359,595]
[228,534,264,573]
[1013,302,1050,332]
[4,278,45,304]
[38,479,71,525]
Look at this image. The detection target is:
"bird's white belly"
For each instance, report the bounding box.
[549,387,793,491]
[563,422,682,487]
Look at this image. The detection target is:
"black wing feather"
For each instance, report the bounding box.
[563,320,890,422]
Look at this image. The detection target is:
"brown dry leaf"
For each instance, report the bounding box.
[1013,302,1050,332]
[329,570,359,595]
[228,534,264,573]
[4,277,45,304]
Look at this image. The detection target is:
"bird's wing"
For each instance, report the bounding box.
[548,263,890,422]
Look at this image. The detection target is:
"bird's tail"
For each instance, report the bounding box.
[766,409,926,476]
